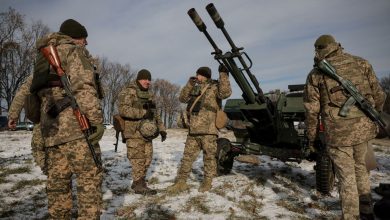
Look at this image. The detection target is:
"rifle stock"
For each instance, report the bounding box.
[40,44,102,169]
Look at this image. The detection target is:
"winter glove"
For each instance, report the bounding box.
[218,64,229,74]
[160,131,167,142]
[143,102,156,110]
[88,123,104,146]
[189,77,198,86]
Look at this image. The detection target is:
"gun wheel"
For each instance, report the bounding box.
[315,149,335,195]
[216,138,235,175]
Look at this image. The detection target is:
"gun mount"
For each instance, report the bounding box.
[188,3,334,195]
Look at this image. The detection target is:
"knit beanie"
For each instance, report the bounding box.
[196,66,211,78]
[59,19,88,38]
[137,69,152,81]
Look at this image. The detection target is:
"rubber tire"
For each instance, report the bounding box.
[315,150,335,195]
[216,138,234,175]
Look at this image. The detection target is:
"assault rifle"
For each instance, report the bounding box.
[317,59,390,137]
[40,44,103,169]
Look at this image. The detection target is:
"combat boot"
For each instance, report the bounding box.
[198,178,212,193]
[132,179,157,195]
[166,179,189,194]
[359,194,374,220]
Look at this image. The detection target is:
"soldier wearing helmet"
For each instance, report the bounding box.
[117,69,167,195]
[304,34,386,219]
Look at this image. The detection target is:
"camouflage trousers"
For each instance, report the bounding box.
[46,139,103,220]
[126,138,153,182]
[31,124,46,173]
[176,134,217,181]
[328,141,371,219]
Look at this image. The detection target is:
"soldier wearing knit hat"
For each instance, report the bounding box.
[59,19,88,38]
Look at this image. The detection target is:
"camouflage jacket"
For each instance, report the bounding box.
[36,33,103,147]
[8,75,33,121]
[304,49,386,146]
[118,81,165,140]
[180,72,231,135]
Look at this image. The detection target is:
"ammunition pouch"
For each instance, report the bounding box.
[46,96,72,118]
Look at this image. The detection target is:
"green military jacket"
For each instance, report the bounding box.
[180,72,231,135]
[304,49,386,146]
[36,33,103,147]
[118,81,165,140]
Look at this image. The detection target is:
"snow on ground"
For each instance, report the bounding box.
[0,128,389,219]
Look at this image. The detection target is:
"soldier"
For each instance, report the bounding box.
[304,35,386,220]
[7,75,45,173]
[167,64,231,193]
[117,69,167,195]
[32,19,104,219]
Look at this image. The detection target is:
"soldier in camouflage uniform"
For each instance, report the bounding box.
[32,19,104,219]
[304,35,385,220]
[167,64,231,193]
[118,69,167,195]
[7,75,46,173]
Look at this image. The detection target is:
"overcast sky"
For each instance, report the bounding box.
[2,0,390,98]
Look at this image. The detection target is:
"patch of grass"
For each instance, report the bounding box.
[10,179,45,192]
[276,200,306,214]
[184,195,210,214]
[255,176,268,186]
[211,181,234,197]
[237,199,264,218]
[142,204,176,220]
[0,166,31,178]
[148,177,159,185]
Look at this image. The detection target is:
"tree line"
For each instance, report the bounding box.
[0,8,182,128]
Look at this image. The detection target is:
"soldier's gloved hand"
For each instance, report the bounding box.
[160,131,167,142]
[88,123,104,145]
[218,64,229,74]
[142,102,156,110]
[189,77,198,86]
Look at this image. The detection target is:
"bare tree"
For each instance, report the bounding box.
[97,57,136,123]
[380,73,390,113]
[0,8,49,114]
[152,79,181,128]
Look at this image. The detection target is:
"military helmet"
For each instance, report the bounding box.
[138,119,159,140]
[314,35,336,49]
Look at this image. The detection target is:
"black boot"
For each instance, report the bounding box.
[132,179,157,195]
[359,194,374,220]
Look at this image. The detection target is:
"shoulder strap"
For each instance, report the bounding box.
[189,83,210,114]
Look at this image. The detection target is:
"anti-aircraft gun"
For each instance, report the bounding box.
[188,3,334,194]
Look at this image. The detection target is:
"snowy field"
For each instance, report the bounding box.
[0,128,389,219]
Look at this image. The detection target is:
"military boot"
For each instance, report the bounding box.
[359,194,374,220]
[198,178,212,193]
[166,179,189,194]
[132,179,157,195]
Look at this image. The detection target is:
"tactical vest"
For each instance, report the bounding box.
[30,52,61,93]
[320,54,373,119]
[186,80,218,114]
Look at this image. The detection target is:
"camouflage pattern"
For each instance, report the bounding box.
[35,32,103,219]
[118,81,165,139]
[304,41,385,219]
[7,75,46,171]
[172,72,231,189]
[36,33,103,147]
[176,135,218,181]
[118,81,166,183]
[46,138,102,219]
[304,45,385,147]
[179,72,231,135]
[125,138,153,182]
[328,142,371,219]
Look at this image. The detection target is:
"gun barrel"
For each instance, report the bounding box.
[206,3,224,28]
[188,8,207,32]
